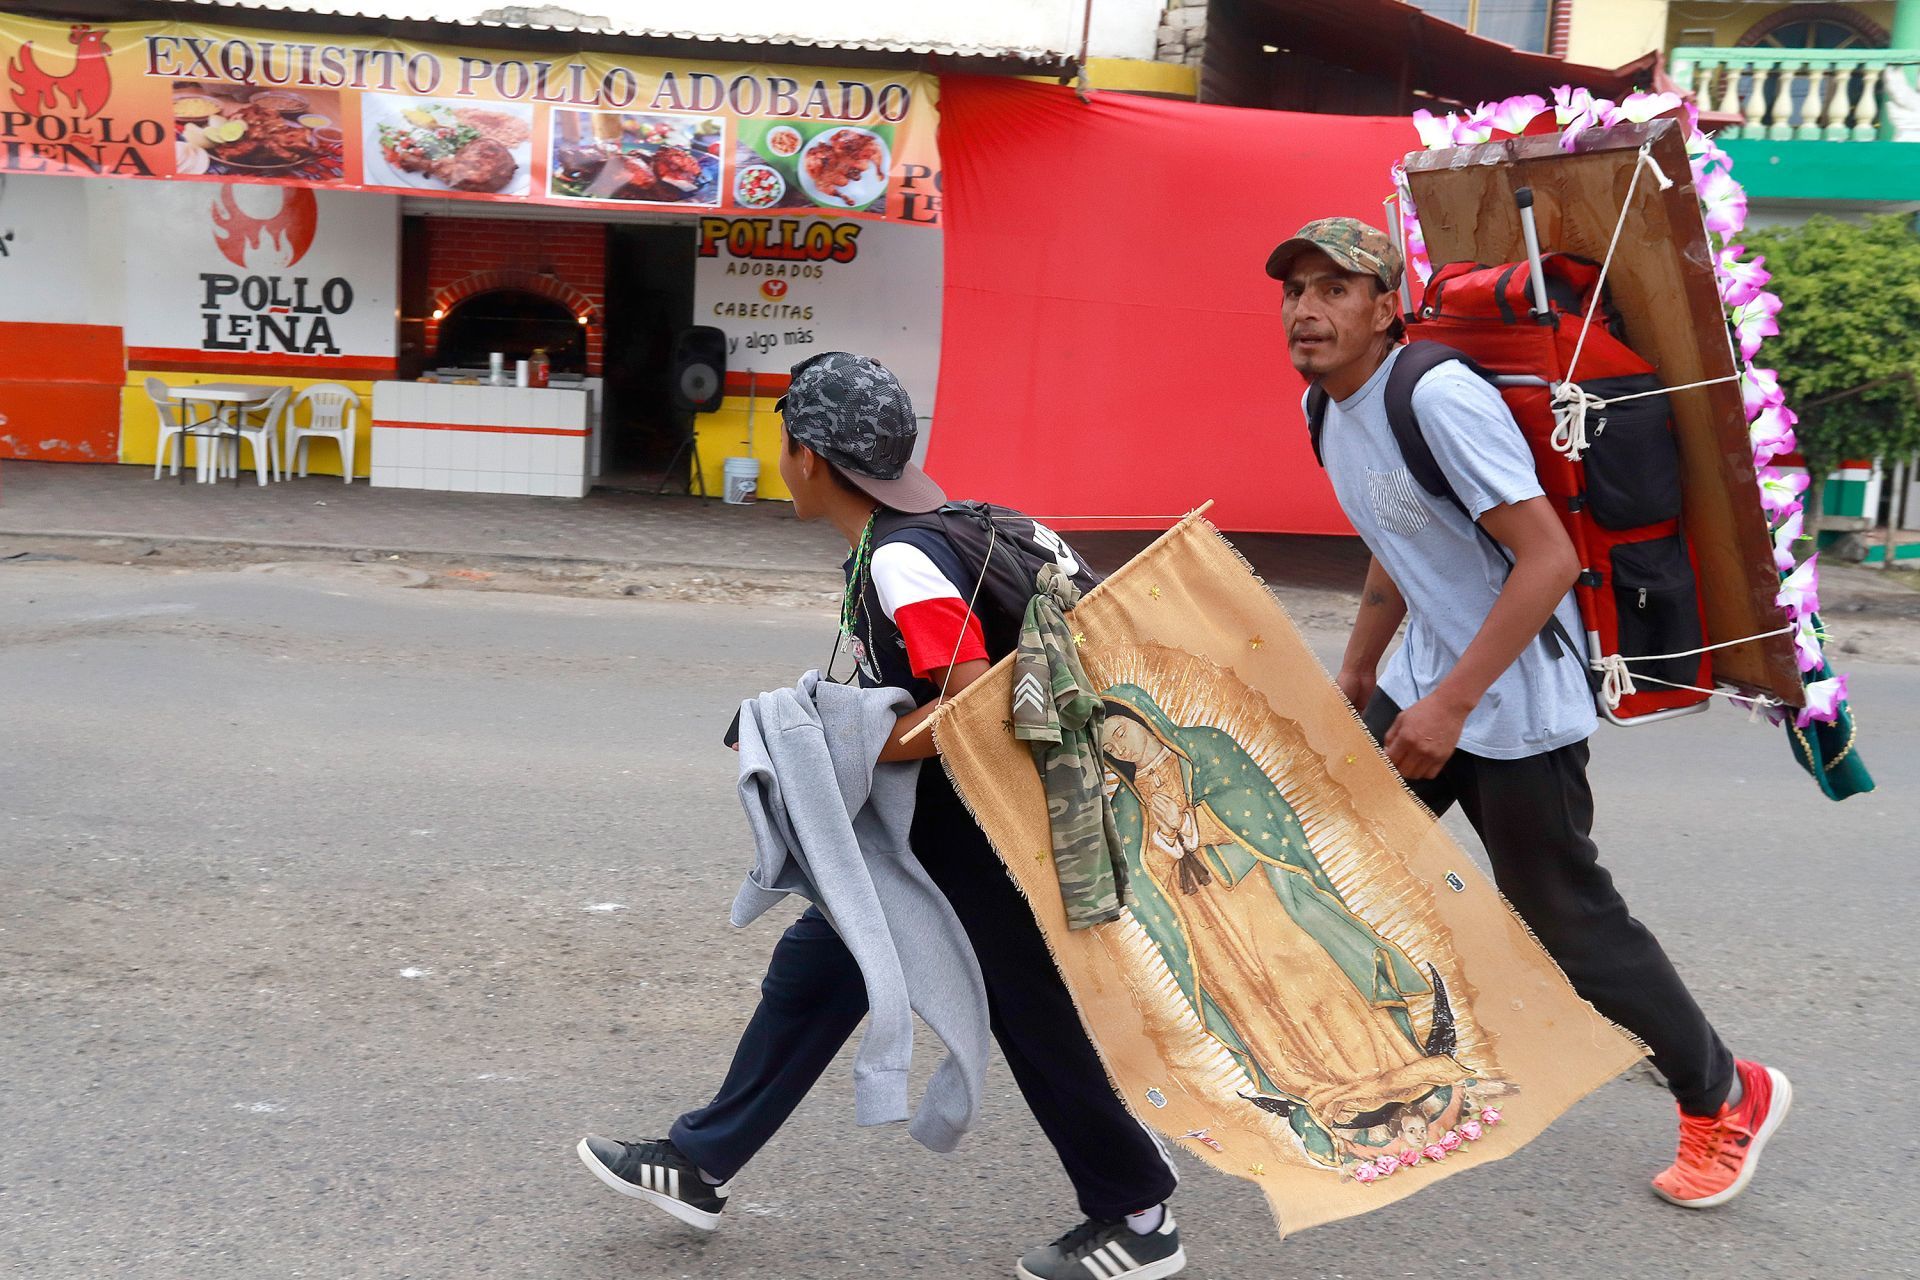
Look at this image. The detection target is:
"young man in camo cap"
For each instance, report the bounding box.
[578,352,1189,1280]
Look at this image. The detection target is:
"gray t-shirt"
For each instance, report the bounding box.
[1314,345,1596,759]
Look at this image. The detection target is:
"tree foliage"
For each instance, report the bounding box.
[1739,214,1920,476]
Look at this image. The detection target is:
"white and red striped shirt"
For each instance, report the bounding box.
[870,541,988,679]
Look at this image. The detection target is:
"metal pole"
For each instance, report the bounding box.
[1514,187,1552,317]
[1076,0,1095,100]
[1383,195,1414,314]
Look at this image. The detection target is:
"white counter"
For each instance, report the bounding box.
[369,381,591,498]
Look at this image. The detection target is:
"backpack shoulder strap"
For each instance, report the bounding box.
[1384,342,1589,674]
[1383,340,1484,518]
[1305,384,1330,466]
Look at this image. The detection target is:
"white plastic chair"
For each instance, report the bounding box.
[147,377,193,478]
[221,386,289,486]
[285,383,360,482]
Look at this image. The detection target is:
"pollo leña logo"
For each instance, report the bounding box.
[200,187,352,356]
[3,24,163,175]
[213,185,317,269]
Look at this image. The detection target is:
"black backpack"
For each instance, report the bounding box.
[871,501,1103,659]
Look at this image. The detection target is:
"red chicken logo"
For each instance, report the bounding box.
[211,187,319,270]
[760,279,789,300]
[7,23,112,120]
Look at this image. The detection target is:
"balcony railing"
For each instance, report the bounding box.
[1668,47,1920,142]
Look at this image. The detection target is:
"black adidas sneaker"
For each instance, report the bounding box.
[575,1135,729,1231]
[1016,1209,1185,1280]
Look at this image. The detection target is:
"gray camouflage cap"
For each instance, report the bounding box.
[777,351,946,513]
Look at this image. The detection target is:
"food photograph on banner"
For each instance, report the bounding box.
[548,110,724,206]
[732,121,893,214]
[363,95,534,197]
[171,81,348,184]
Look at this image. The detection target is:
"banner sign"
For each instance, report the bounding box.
[0,12,942,226]
[693,215,943,390]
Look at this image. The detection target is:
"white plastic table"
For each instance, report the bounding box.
[170,383,288,485]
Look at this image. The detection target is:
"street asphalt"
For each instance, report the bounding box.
[1,560,1913,1279]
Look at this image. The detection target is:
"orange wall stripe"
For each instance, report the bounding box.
[0,383,123,462]
[724,371,790,396]
[128,348,398,379]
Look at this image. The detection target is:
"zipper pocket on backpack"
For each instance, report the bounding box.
[1608,536,1704,690]
[1580,374,1683,529]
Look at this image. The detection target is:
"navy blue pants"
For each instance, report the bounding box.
[1364,693,1735,1115]
[672,771,1176,1219]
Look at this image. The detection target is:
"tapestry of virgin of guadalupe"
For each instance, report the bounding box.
[932,514,1643,1235]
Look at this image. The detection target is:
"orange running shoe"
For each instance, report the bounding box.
[1652,1059,1793,1209]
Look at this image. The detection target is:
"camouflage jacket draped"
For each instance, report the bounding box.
[1012,564,1131,929]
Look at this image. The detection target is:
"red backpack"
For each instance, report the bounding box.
[1306,252,1711,726]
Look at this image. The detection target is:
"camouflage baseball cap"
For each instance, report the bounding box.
[777,351,946,513]
[1265,217,1404,290]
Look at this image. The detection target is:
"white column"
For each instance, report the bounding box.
[1826,62,1857,140]
[1745,59,1773,134]
[1767,61,1800,140]
[1855,62,1886,140]
[1797,64,1828,139]
[1719,59,1747,137]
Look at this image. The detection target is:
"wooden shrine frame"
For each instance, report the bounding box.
[1403,119,1803,708]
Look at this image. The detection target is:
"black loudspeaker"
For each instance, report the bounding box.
[670,325,727,413]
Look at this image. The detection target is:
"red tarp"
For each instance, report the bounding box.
[929,76,1413,534]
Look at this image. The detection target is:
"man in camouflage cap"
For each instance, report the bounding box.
[1264,216,1408,354]
[579,353,1190,1280]
[1269,220,1793,1214]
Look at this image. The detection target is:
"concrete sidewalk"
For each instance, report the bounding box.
[6,462,1915,654]
[0,460,1375,590]
[0,460,846,574]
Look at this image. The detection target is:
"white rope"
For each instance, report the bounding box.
[1551,372,1744,463]
[1597,373,1740,405]
[1597,661,1785,715]
[1545,145,1731,462]
[1592,624,1797,711]
[1549,382,1609,462]
[937,520,999,705]
[1595,653,1638,709]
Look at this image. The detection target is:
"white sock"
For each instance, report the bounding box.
[1724,1071,1745,1110]
[699,1168,725,1186]
[1125,1204,1166,1235]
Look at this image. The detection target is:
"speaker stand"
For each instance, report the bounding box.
[658,430,709,499]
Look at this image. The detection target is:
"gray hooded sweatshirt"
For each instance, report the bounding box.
[731,671,989,1153]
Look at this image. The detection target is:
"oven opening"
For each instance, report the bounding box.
[435,289,586,373]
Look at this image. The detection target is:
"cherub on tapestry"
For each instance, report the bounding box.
[1087,646,1513,1182]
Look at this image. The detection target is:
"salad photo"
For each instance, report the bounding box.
[362,95,534,196]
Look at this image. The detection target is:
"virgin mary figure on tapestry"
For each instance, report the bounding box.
[930,515,1641,1234]
[1100,683,1473,1169]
